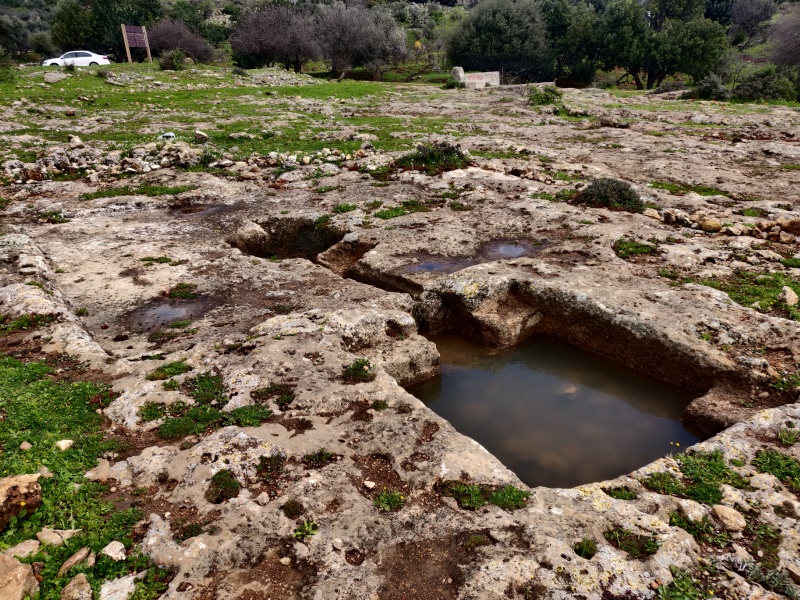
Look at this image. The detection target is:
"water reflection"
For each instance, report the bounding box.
[406,334,700,488]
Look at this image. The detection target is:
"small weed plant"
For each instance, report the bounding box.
[374,490,404,512]
[574,538,597,559]
[613,238,657,259]
[145,360,193,381]
[342,358,376,384]
[641,451,749,504]
[602,486,638,500]
[293,520,318,541]
[205,469,241,504]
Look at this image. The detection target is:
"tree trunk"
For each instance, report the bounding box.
[631,71,644,90]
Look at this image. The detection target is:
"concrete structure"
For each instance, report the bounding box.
[450,67,500,89]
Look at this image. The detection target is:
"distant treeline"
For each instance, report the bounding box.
[0,0,798,98]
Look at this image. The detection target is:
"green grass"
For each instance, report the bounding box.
[696,271,800,321]
[0,356,170,598]
[752,449,800,493]
[183,372,226,404]
[374,490,404,512]
[649,180,726,197]
[145,360,193,381]
[435,481,529,511]
[167,283,198,299]
[603,528,659,558]
[301,448,336,469]
[641,451,749,504]
[138,402,166,422]
[782,164,800,171]
[157,404,273,439]
[393,144,471,175]
[250,383,295,409]
[333,203,357,213]
[80,185,197,201]
[613,238,657,259]
[602,486,638,500]
[669,512,730,547]
[657,567,705,599]
[36,210,70,224]
[0,313,58,335]
[374,206,409,219]
[488,485,530,510]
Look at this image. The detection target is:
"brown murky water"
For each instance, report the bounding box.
[407,334,700,488]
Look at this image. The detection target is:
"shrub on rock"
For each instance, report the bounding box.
[205,469,240,504]
[571,178,643,213]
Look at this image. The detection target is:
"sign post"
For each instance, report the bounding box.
[121,24,152,63]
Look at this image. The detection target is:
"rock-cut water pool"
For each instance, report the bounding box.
[407,334,701,488]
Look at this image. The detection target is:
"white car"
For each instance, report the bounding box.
[42,51,111,67]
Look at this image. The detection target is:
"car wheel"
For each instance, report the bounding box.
[89,62,98,66]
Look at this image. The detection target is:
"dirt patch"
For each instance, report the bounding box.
[219,544,316,600]
[377,531,494,600]
[416,421,440,445]
[352,453,409,500]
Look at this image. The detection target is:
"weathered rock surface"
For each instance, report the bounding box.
[99,574,136,600]
[60,573,92,600]
[36,528,82,547]
[2,78,800,599]
[0,474,41,533]
[0,555,39,600]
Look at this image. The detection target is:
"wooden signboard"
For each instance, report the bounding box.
[121,24,152,63]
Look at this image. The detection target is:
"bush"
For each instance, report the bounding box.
[529,85,563,105]
[149,20,214,63]
[446,0,552,81]
[444,75,462,89]
[30,32,57,57]
[571,178,643,213]
[159,49,187,71]
[393,142,472,176]
[688,74,731,100]
[652,80,686,94]
[734,68,797,102]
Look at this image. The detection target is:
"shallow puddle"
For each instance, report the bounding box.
[407,334,700,488]
[401,239,544,274]
[125,298,219,332]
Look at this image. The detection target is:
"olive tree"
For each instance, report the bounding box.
[446,0,553,81]
[770,5,800,70]
[231,6,318,72]
[599,0,728,89]
[730,0,776,44]
[315,4,407,80]
[149,19,215,62]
